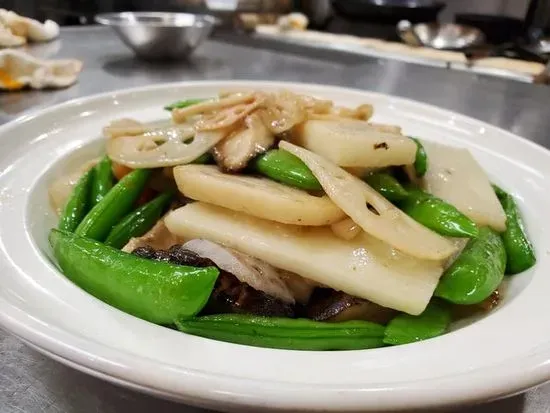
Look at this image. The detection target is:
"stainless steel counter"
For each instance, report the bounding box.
[1,26,550,413]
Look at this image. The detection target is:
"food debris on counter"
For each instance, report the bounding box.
[0,49,82,91]
[0,9,59,47]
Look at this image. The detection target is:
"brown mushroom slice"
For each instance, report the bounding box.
[213,113,275,172]
[306,290,396,324]
[106,126,232,168]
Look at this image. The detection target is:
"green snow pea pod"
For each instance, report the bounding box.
[90,156,114,206]
[104,191,174,249]
[58,169,94,233]
[49,229,219,324]
[253,149,322,191]
[191,152,214,164]
[411,137,428,177]
[75,168,151,241]
[363,172,409,202]
[435,227,506,305]
[400,188,479,238]
[493,185,536,274]
[176,314,385,351]
[383,301,451,346]
[164,98,206,111]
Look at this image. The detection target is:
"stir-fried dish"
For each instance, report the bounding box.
[48,90,536,350]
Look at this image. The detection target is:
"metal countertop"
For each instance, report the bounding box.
[1,26,550,413]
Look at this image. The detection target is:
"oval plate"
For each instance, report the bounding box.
[0,81,548,412]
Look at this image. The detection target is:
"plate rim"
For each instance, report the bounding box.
[1,80,549,411]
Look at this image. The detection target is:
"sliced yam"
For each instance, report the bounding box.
[368,122,402,135]
[280,141,455,260]
[421,140,506,232]
[293,119,416,167]
[106,127,231,168]
[331,218,362,241]
[48,159,98,215]
[173,164,345,226]
[165,202,445,315]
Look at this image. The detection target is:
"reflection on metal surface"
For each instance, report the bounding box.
[397,20,485,50]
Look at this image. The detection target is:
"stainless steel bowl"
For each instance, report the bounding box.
[95,12,218,60]
[397,20,485,50]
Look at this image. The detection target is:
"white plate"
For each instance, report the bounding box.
[0,81,548,412]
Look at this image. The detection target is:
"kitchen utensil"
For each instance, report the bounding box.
[332,0,445,24]
[95,12,218,60]
[397,20,485,50]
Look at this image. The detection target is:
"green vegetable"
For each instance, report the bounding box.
[411,137,428,177]
[493,185,536,274]
[49,229,219,324]
[90,156,113,206]
[435,227,506,305]
[105,191,174,249]
[164,98,206,111]
[176,314,385,350]
[383,301,451,345]
[75,169,151,241]
[253,149,322,191]
[399,188,479,238]
[191,152,214,164]
[58,169,94,233]
[364,172,408,202]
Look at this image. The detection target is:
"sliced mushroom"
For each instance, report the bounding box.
[213,113,275,172]
[183,239,295,304]
[106,126,232,168]
[103,118,148,139]
[171,92,259,124]
[306,290,396,324]
[258,90,307,134]
[205,272,295,318]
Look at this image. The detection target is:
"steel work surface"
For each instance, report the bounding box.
[1,26,550,413]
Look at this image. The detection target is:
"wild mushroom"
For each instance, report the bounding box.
[306,289,396,324]
[212,113,275,172]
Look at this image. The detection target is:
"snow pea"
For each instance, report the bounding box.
[58,169,94,233]
[50,229,219,324]
[411,137,427,177]
[191,152,214,164]
[435,227,506,305]
[253,149,322,191]
[104,191,174,249]
[364,172,409,202]
[383,301,451,346]
[399,188,479,238]
[75,168,151,241]
[493,185,536,274]
[90,156,113,206]
[176,314,385,350]
[164,98,206,111]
